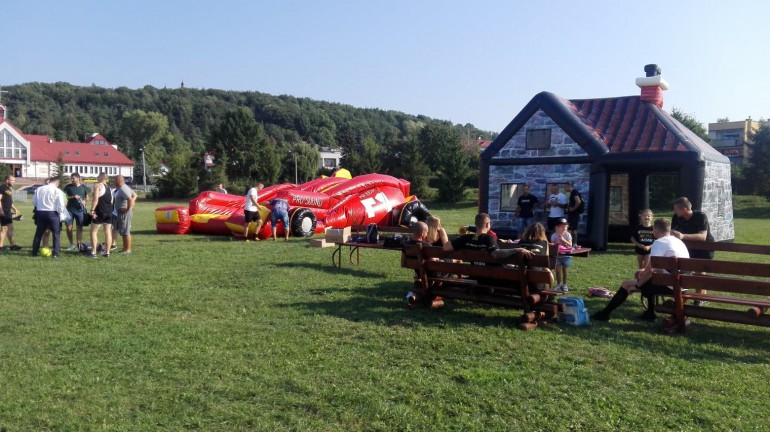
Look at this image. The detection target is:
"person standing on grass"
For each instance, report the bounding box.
[112,175,137,254]
[31,177,66,258]
[592,218,689,322]
[550,218,573,292]
[63,172,89,250]
[88,172,113,258]
[671,196,714,304]
[515,184,538,239]
[545,184,568,234]
[243,182,264,241]
[269,196,290,241]
[631,209,655,269]
[0,175,23,252]
[0,175,21,252]
[565,182,583,246]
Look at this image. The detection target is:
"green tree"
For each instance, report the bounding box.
[155,136,198,198]
[119,110,170,177]
[211,108,278,183]
[671,108,710,142]
[283,141,320,183]
[199,152,228,192]
[418,124,469,202]
[397,138,431,198]
[54,152,69,186]
[744,124,770,198]
[354,137,383,174]
[436,140,470,202]
[0,165,11,182]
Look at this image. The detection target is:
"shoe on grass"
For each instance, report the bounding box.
[10,245,22,251]
[693,300,709,307]
[592,311,611,322]
[67,244,77,251]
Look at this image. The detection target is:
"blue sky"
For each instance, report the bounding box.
[3,0,768,132]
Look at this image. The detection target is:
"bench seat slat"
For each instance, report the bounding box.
[679,259,770,278]
[681,293,770,308]
[679,274,770,297]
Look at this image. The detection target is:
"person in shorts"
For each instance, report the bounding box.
[112,175,136,254]
[550,218,573,292]
[269,197,290,241]
[0,175,23,252]
[243,182,264,241]
[63,172,89,250]
[88,172,113,258]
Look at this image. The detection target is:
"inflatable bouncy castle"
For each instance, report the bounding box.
[159,172,431,239]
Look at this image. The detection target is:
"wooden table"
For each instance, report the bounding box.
[560,247,592,257]
[332,241,402,267]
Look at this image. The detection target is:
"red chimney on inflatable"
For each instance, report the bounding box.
[636,64,668,108]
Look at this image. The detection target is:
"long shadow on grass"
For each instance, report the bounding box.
[273,262,385,279]
[290,279,770,363]
[572,301,770,363]
[281,279,538,330]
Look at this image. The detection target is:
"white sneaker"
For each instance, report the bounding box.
[561,285,570,293]
[554,284,563,291]
[67,244,77,251]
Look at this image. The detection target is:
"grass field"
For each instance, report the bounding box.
[2,198,770,431]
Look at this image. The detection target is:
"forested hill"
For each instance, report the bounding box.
[2,82,496,199]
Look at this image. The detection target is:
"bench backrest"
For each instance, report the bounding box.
[649,256,679,287]
[650,255,770,297]
[677,258,770,296]
[683,240,770,256]
[401,244,553,286]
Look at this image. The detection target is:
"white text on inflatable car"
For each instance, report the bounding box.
[361,192,393,218]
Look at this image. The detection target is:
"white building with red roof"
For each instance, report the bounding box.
[0,104,134,180]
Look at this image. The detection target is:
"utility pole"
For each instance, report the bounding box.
[141,148,147,190]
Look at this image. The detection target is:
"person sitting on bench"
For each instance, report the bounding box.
[592,218,689,322]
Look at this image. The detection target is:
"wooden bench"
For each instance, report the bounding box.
[401,244,561,330]
[652,241,770,333]
[332,225,412,267]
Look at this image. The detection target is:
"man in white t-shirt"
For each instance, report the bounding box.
[593,218,689,322]
[545,184,568,232]
[242,182,264,241]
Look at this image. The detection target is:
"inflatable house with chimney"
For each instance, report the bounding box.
[480,65,734,249]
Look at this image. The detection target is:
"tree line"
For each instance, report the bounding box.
[2,82,495,200]
[672,108,770,198]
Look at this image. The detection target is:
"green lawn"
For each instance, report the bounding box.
[1,198,769,431]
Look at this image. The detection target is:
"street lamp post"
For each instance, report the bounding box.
[289,150,298,184]
[140,148,147,190]
[293,152,298,184]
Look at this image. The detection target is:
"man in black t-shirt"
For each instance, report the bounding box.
[670,197,714,260]
[565,182,582,246]
[445,213,499,254]
[671,196,714,302]
[0,175,22,252]
[515,184,538,239]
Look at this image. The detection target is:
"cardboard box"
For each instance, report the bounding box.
[325,227,351,244]
[308,239,334,248]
